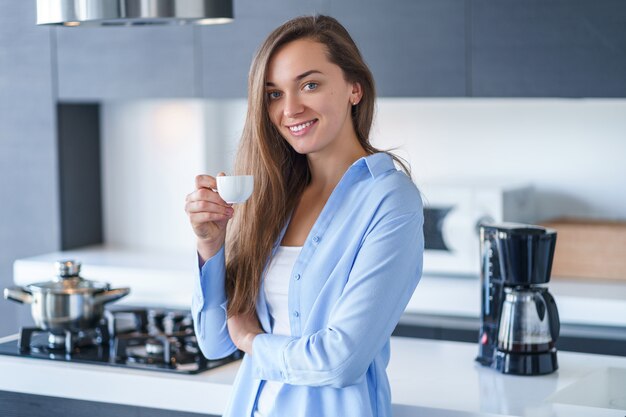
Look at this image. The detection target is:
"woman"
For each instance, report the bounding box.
[185,15,423,417]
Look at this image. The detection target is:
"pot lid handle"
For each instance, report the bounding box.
[55,260,81,278]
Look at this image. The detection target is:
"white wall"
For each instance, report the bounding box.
[101,99,246,252]
[372,98,626,221]
[102,98,626,252]
[102,101,207,252]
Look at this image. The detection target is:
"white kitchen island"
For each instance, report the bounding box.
[1,335,625,417]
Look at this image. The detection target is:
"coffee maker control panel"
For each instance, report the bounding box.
[477,231,504,366]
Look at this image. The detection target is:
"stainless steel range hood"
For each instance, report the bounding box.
[37,0,233,26]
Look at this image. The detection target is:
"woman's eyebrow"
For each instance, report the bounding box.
[266,69,323,87]
[295,69,322,81]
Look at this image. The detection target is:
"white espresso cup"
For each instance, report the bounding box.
[216,175,254,204]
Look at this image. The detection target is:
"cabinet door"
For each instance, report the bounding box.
[0,2,60,252]
[0,1,60,334]
[471,0,626,97]
[56,25,197,100]
[198,0,331,98]
[332,0,467,97]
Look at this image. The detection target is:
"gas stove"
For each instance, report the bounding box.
[0,306,242,374]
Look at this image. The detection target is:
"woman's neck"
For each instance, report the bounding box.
[306,135,368,192]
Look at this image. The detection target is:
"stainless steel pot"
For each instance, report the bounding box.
[3,260,130,332]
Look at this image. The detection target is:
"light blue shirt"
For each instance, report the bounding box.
[192,152,424,417]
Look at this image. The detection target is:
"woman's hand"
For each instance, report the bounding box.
[185,173,234,261]
[227,312,264,355]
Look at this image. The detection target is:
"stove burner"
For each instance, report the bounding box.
[20,324,108,355]
[47,333,66,350]
[115,333,198,368]
[183,335,200,354]
[3,307,242,374]
[105,308,148,337]
[145,338,165,355]
[144,309,193,334]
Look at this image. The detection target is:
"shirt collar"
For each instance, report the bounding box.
[352,152,396,179]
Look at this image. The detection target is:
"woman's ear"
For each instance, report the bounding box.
[350,82,363,106]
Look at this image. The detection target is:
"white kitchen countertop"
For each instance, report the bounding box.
[11,245,626,328]
[1,335,625,417]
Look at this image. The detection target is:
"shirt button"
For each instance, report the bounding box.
[293,311,300,318]
[294,273,301,281]
[312,236,320,244]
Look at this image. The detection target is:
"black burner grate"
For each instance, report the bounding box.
[0,306,241,374]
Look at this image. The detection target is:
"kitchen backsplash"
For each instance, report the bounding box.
[101,98,626,252]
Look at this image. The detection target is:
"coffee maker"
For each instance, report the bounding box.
[476,223,560,375]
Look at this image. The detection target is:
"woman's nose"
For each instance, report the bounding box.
[283,94,304,118]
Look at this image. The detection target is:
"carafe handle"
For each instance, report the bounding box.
[541,291,560,341]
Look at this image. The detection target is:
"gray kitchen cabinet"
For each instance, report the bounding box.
[55,25,197,100]
[0,2,59,335]
[45,0,626,100]
[470,0,626,97]
[332,0,467,97]
[199,0,466,98]
[199,0,331,98]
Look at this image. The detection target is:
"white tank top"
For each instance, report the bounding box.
[254,245,302,417]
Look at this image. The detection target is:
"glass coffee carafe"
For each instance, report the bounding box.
[497,287,559,354]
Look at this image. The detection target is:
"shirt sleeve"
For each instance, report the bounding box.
[251,210,424,388]
[191,245,238,360]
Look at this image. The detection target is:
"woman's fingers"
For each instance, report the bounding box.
[195,174,217,191]
[185,200,234,216]
[194,172,229,189]
[186,187,230,207]
[186,173,234,243]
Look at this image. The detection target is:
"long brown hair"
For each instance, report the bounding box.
[225,15,409,317]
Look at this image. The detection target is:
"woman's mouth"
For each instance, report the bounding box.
[287,119,318,136]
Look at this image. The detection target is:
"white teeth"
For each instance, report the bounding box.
[289,120,315,132]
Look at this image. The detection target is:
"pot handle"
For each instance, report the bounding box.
[3,286,34,304]
[93,287,130,305]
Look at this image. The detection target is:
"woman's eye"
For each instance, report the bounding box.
[303,82,318,91]
[267,91,282,100]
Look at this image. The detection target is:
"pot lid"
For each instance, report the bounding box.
[28,260,110,294]
[36,0,234,27]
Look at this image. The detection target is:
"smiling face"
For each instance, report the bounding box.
[265,38,362,157]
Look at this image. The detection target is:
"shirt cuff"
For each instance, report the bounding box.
[251,333,294,382]
[192,246,227,310]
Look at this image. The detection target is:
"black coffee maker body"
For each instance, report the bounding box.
[476,223,560,375]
